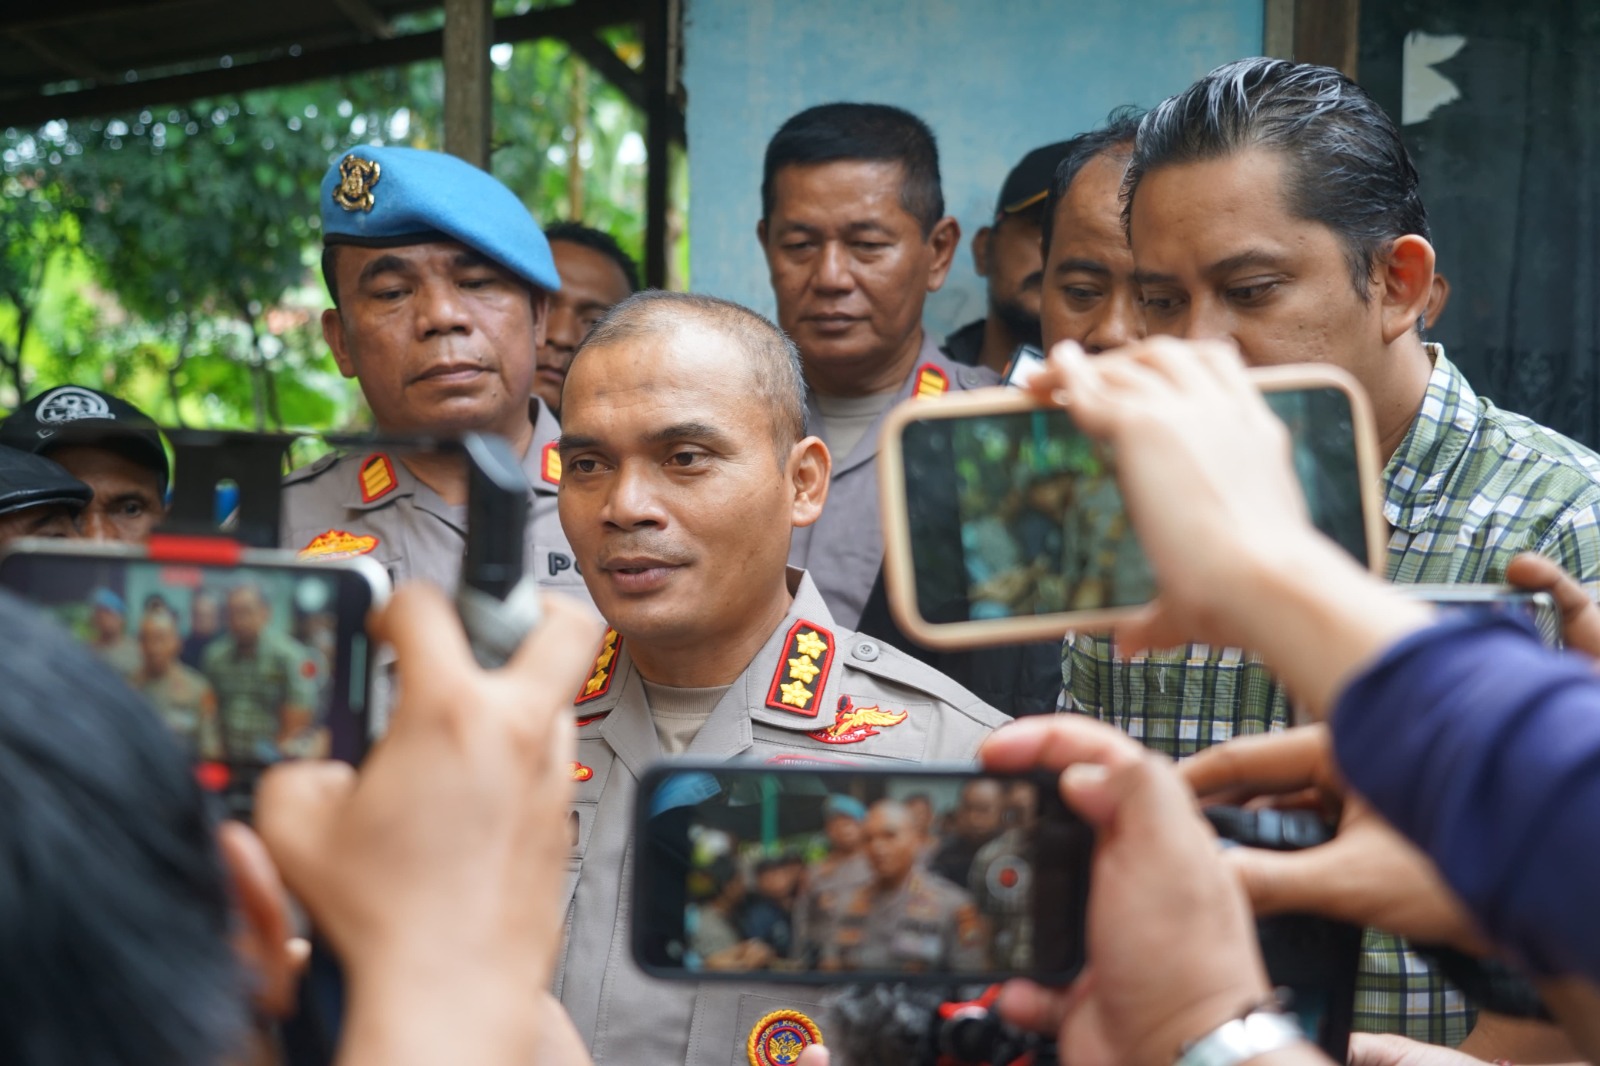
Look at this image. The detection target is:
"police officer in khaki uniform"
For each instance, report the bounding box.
[818,799,988,973]
[131,608,222,760]
[759,103,999,629]
[790,794,871,963]
[281,146,588,607]
[552,290,1008,1066]
[200,584,320,762]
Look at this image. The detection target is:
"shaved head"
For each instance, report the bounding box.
[572,291,808,458]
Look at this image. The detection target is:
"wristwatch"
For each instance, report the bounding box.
[1173,1006,1306,1066]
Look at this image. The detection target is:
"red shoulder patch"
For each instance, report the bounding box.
[764,619,834,718]
[913,363,949,398]
[807,695,908,745]
[575,629,622,705]
[359,453,397,503]
[542,441,562,485]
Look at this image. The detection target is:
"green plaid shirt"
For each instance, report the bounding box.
[1061,348,1600,1044]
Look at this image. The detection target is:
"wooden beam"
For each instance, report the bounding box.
[330,0,394,40]
[1,0,196,35]
[1293,0,1359,78]
[0,0,643,129]
[443,0,492,167]
[560,31,644,111]
[10,29,117,83]
[1263,0,1294,61]
[642,0,675,289]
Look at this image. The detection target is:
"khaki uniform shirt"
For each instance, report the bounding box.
[555,569,1008,1066]
[135,663,221,760]
[199,629,318,760]
[821,866,988,973]
[281,398,592,609]
[791,851,871,966]
[789,333,999,628]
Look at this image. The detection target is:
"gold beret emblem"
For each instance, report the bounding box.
[332,154,381,212]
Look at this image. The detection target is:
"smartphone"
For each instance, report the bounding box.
[1400,584,1562,648]
[1001,345,1047,389]
[878,364,1387,648]
[0,539,386,819]
[632,763,1092,985]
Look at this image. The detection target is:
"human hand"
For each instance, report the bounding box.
[1504,553,1600,661]
[1180,726,1487,954]
[254,584,601,1064]
[1348,1032,1491,1066]
[982,715,1271,1066]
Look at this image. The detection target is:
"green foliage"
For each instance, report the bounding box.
[0,32,663,433]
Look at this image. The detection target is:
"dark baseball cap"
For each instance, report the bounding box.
[0,445,92,519]
[0,386,169,495]
[995,140,1074,218]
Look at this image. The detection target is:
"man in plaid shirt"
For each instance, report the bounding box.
[1062,58,1600,1046]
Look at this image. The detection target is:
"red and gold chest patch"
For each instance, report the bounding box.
[575,710,611,728]
[569,761,594,782]
[913,363,949,398]
[298,529,379,560]
[575,628,622,705]
[764,619,834,718]
[542,441,562,485]
[807,695,908,745]
[359,453,397,503]
[747,1009,822,1066]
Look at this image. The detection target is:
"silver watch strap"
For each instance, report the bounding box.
[1174,1009,1306,1066]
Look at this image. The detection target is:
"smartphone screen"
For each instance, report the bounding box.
[632,764,1091,984]
[1400,585,1562,647]
[0,546,382,818]
[898,386,1372,628]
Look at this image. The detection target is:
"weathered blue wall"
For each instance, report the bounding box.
[682,0,1263,337]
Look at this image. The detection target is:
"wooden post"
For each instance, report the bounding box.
[443,0,493,167]
[1293,0,1359,79]
[643,0,673,289]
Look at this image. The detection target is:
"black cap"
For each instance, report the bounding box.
[0,386,169,495]
[0,445,92,518]
[995,140,1074,218]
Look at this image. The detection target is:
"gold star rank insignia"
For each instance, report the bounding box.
[358,453,397,504]
[765,619,835,718]
[575,629,622,705]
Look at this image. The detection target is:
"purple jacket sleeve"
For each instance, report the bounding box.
[1332,612,1600,980]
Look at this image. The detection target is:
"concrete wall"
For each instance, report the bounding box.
[682,0,1263,337]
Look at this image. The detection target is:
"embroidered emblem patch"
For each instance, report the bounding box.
[575,629,622,704]
[36,385,111,424]
[914,363,949,398]
[298,529,380,560]
[747,1009,821,1066]
[542,441,562,485]
[808,695,908,745]
[359,453,397,504]
[569,761,594,782]
[764,620,834,717]
[332,153,381,212]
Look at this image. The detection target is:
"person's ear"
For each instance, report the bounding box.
[1378,235,1436,345]
[971,225,993,278]
[217,821,308,1020]
[925,216,962,293]
[528,289,550,348]
[787,436,832,529]
[756,218,769,249]
[322,309,357,379]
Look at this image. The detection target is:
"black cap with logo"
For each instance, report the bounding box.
[994,140,1075,219]
[0,386,169,495]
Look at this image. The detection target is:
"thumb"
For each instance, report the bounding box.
[796,1045,831,1066]
[1061,760,1142,828]
[253,759,358,896]
[1221,842,1347,919]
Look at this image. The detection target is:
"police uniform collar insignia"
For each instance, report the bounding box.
[542,440,562,485]
[575,710,610,728]
[298,529,379,560]
[914,362,949,398]
[332,154,381,212]
[575,628,622,704]
[764,619,834,718]
[747,1009,822,1066]
[808,695,908,745]
[359,453,397,504]
[569,761,594,781]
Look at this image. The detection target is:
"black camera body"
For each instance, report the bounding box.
[820,806,1359,1066]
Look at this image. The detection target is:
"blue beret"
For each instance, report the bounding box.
[824,794,867,821]
[319,146,560,293]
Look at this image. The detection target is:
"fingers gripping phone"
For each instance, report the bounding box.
[878,364,1388,647]
[0,540,386,820]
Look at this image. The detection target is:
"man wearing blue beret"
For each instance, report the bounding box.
[282,146,591,608]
